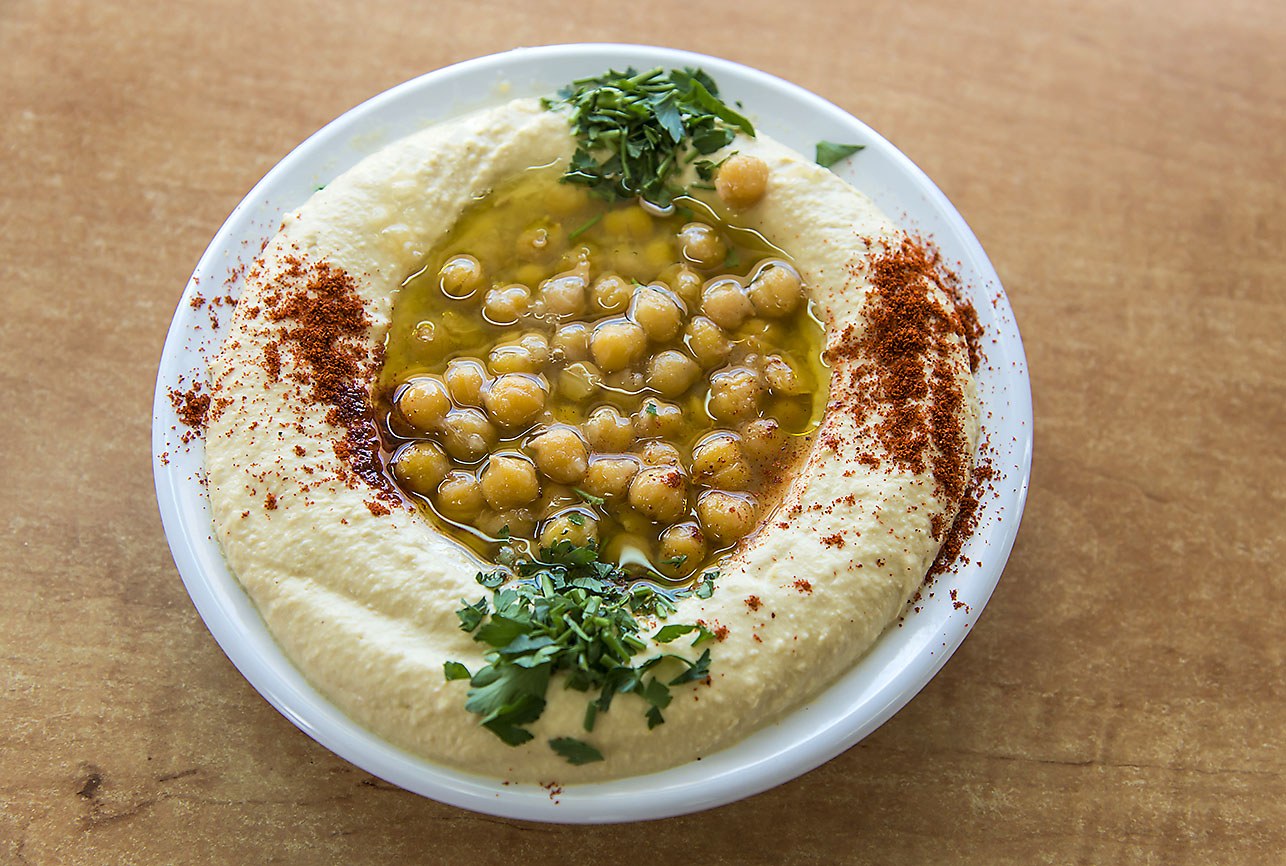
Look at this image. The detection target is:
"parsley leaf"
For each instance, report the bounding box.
[443,661,471,681]
[573,487,606,506]
[549,737,604,765]
[545,67,755,206]
[694,570,718,599]
[815,140,865,168]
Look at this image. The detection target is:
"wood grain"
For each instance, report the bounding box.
[1,0,1282,862]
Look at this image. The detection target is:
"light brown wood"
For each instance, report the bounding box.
[2,0,1282,862]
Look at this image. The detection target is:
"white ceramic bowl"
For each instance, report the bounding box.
[152,43,1032,823]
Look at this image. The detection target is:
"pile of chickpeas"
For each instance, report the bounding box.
[380,174,823,580]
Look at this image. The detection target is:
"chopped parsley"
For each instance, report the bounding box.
[445,542,714,763]
[815,140,865,168]
[543,67,755,206]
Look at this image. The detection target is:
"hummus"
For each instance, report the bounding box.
[206,97,980,781]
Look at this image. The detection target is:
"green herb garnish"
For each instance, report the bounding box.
[815,140,865,168]
[443,661,471,681]
[567,212,603,240]
[573,487,606,506]
[543,67,755,206]
[445,542,713,762]
[693,570,718,600]
[549,737,604,765]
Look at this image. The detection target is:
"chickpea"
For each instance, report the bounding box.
[436,470,484,522]
[479,454,540,510]
[516,223,565,263]
[591,274,632,314]
[763,354,808,395]
[627,465,689,523]
[475,508,537,539]
[605,369,645,393]
[739,417,787,462]
[630,285,685,342]
[637,440,682,466]
[546,182,589,216]
[643,238,676,272]
[634,399,684,440]
[701,278,754,330]
[692,433,752,488]
[539,511,599,549]
[697,491,759,545]
[603,206,653,239]
[663,264,704,307]
[483,374,547,429]
[444,358,488,407]
[483,283,531,325]
[439,407,498,462]
[685,316,732,368]
[715,154,769,209]
[646,349,700,397]
[489,331,550,374]
[391,441,451,496]
[590,320,648,372]
[583,406,634,453]
[678,222,726,269]
[552,322,591,362]
[658,522,708,577]
[539,272,588,319]
[439,254,484,299]
[708,367,763,421]
[528,426,589,484]
[747,263,803,317]
[558,361,601,402]
[397,376,451,431]
[583,456,641,501]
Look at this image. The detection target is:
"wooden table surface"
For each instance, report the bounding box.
[3,0,1282,862]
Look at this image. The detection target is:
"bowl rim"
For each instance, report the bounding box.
[152,42,1033,824]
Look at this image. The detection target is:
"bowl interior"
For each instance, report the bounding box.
[152,43,1032,823]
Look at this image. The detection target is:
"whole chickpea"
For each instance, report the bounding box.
[552,322,591,362]
[677,222,727,269]
[708,367,763,421]
[697,490,759,545]
[527,426,590,484]
[634,399,684,440]
[439,407,499,462]
[539,511,599,549]
[583,456,641,501]
[637,440,682,466]
[657,522,708,577]
[590,319,648,373]
[739,417,787,463]
[715,154,769,209]
[646,349,701,397]
[627,465,689,523]
[479,454,541,510]
[630,285,685,342]
[684,316,732,368]
[582,406,634,453]
[539,272,588,319]
[591,274,632,314]
[483,283,531,325]
[700,278,755,330]
[444,358,488,407]
[747,263,803,317]
[558,361,601,402]
[438,254,485,299]
[397,376,452,432]
[435,470,485,522]
[662,264,704,307]
[489,331,550,375]
[763,354,808,395]
[391,441,451,496]
[691,433,751,490]
[483,374,547,429]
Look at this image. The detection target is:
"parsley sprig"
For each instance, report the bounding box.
[446,541,716,763]
[542,67,755,206]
